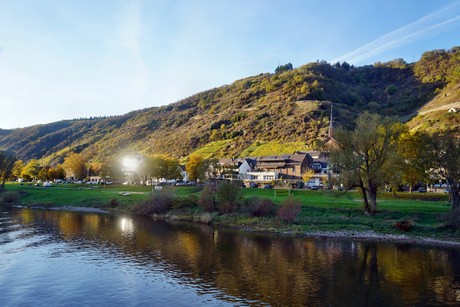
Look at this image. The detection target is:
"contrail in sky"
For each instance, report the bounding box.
[332,2,460,64]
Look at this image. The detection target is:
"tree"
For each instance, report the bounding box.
[186,154,209,182]
[396,131,430,193]
[11,160,24,180]
[145,155,183,183]
[275,63,293,73]
[164,158,182,181]
[21,159,41,181]
[37,166,51,181]
[63,152,87,180]
[100,159,124,182]
[330,112,404,215]
[385,85,397,96]
[301,169,315,184]
[424,131,460,210]
[48,165,66,180]
[0,151,16,192]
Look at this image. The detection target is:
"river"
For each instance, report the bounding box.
[1,208,459,306]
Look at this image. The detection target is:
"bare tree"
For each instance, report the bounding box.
[330,112,404,215]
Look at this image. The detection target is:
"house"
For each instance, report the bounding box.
[238,158,256,180]
[307,157,330,187]
[448,107,458,113]
[297,150,338,188]
[217,158,244,180]
[249,153,313,181]
[246,170,278,182]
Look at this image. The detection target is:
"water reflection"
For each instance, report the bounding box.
[2,208,460,306]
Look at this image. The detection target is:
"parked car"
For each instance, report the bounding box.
[310,186,319,190]
[417,187,426,193]
[263,184,273,189]
[250,182,258,188]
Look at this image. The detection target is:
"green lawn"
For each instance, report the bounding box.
[3,182,457,240]
[5,182,204,208]
[238,188,452,237]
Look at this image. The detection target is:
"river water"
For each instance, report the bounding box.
[1,208,459,306]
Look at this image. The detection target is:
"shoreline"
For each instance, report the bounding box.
[213,222,460,248]
[14,205,460,248]
[294,230,460,248]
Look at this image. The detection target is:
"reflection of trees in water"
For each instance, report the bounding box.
[18,209,460,306]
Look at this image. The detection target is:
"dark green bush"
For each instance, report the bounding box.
[216,182,241,213]
[172,194,198,210]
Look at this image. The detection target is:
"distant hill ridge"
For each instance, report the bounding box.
[1,46,459,164]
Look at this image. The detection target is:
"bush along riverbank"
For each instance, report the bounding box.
[129,183,460,246]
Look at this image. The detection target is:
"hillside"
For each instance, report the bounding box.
[1,46,459,164]
[406,47,460,132]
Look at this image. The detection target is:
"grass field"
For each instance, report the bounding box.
[2,182,457,241]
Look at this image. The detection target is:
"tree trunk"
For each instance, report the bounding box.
[367,184,378,215]
[446,181,460,210]
[392,188,397,198]
[0,170,6,192]
[451,188,460,210]
[360,186,370,214]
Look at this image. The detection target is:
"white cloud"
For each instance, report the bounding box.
[332,2,460,64]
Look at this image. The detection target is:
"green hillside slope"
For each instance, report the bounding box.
[1,46,459,164]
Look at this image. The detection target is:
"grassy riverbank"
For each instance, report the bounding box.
[2,182,458,243]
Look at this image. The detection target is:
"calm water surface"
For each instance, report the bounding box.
[1,208,460,306]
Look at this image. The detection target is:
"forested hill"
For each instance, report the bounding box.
[1,46,459,164]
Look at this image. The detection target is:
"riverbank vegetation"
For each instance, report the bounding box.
[3,182,459,243]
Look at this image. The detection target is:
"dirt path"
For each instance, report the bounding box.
[419,101,460,115]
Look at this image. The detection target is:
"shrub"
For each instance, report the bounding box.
[0,191,20,207]
[246,197,276,217]
[277,197,302,223]
[216,182,241,214]
[218,201,236,214]
[199,184,216,212]
[394,220,412,232]
[132,191,174,216]
[439,208,460,230]
[385,85,397,96]
[172,195,198,210]
[108,199,119,208]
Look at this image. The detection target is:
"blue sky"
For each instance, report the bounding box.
[1,0,460,129]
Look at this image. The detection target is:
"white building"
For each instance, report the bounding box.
[246,171,278,182]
